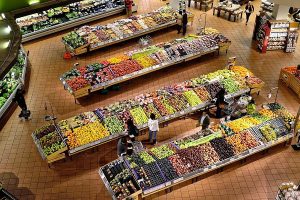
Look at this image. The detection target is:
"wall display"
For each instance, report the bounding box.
[61,32,230,98]
[253,16,299,53]
[99,103,294,199]
[62,6,178,55]
[33,66,263,161]
[0,48,28,119]
[16,0,125,42]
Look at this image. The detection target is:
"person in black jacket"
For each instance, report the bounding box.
[127,118,138,141]
[245,2,254,25]
[199,110,210,130]
[13,89,30,120]
[182,10,188,36]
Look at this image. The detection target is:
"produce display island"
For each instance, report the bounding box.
[280,66,300,98]
[16,0,125,42]
[61,7,182,56]
[60,32,231,99]
[33,66,264,163]
[0,48,28,119]
[99,103,295,199]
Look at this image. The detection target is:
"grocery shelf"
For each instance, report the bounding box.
[21,6,125,43]
[0,47,28,119]
[61,45,219,97]
[142,133,293,197]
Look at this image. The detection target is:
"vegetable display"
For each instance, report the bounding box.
[16,0,125,36]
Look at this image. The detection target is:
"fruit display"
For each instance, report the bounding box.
[150,144,175,159]
[226,116,261,133]
[61,34,225,91]
[231,66,253,78]
[239,130,260,149]
[282,66,297,75]
[130,107,148,126]
[175,132,222,149]
[258,109,278,119]
[210,138,235,160]
[168,154,191,175]
[204,82,223,98]
[64,120,110,149]
[139,151,156,164]
[142,103,161,119]
[226,134,248,154]
[16,0,125,36]
[0,51,26,109]
[62,31,87,49]
[156,158,179,181]
[194,143,220,166]
[259,124,277,142]
[66,76,89,91]
[64,7,176,49]
[183,90,202,107]
[101,159,140,200]
[221,77,240,94]
[33,124,67,157]
[103,116,125,135]
[194,86,211,102]
[133,162,166,189]
[160,98,176,114]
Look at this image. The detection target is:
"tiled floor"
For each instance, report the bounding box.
[1,0,300,199]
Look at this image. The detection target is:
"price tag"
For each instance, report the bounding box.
[180,111,185,115]
[165,182,171,186]
[211,165,216,169]
[165,116,170,120]
[203,168,208,172]
[249,149,253,153]
[173,177,183,183]
[192,107,197,111]
[153,65,159,69]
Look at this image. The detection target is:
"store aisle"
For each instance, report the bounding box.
[0,0,299,199]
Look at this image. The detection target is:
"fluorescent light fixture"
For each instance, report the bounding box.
[4,25,11,34]
[0,40,11,49]
[28,0,40,5]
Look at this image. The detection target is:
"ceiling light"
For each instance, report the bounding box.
[4,26,11,34]
[28,0,40,5]
[0,40,11,49]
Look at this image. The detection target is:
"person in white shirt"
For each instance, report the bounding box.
[148,113,159,145]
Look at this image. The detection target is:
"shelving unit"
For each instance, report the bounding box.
[253,15,298,53]
[0,47,28,119]
[260,0,274,15]
[17,0,126,42]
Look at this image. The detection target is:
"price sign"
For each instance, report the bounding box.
[192,107,197,111]
[165,182,171,186]
[180,111,185,115]
[174,177,183,183]
[165,116,170,120]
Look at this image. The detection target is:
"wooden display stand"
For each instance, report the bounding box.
[279,68,300,98]
[73,85,91,99]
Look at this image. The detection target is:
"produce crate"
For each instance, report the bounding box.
[46,153,66,164]
[289,76,300,98]
[45,146,68,161]
[65,43,89,56]
[218,41,231,53]
[73,85,91,98]
[279,69,291,86]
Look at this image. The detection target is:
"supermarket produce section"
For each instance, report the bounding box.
[99,103,295,200]
[32,66,264,162]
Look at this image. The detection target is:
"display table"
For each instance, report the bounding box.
[62,7,178,56]
[60,33,227,99]
[279,66,300,98]
[99,103,295,199]
[16,0,126,42]
[213,3,242,22]
[188,0,214,11]
[33,66,262,162]
[0,48,28,119]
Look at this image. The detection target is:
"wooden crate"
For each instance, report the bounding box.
[73,85,91,98]
[47,152,66,164]
[279,69,291,86]
[289,76,300,98]
[45,146,68,161]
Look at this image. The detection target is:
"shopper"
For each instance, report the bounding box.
[148,113,159,145]
[215,88,226,118]
[245,2,254,25]
[125,0,133,17]
[13,88,31,120]
[126,136,134,156]
[199,110,210,130]
[182,10,188,36]
[117,137,127,157]
[177,11,183,34]
[127,118,138,141]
